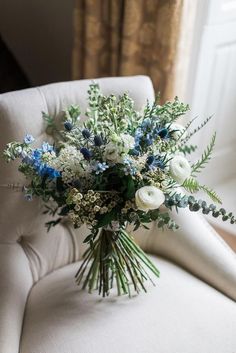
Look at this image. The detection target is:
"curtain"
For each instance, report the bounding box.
[72,0,183,101]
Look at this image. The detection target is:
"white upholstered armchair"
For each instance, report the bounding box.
[0,76,236,353]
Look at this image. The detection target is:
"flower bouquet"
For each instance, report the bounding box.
[3,83,235,297]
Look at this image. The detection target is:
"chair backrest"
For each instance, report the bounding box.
[0,75,155,282]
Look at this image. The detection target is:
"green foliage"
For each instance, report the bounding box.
[155,97,190,125]
[181,115,213,145]
[66,105,81,123]
[76,228,160,297]
[96,208,119,228]
[45,218,62,232]
[123,175,135,199]
[200,185,222,204]
[183,178,222,204]
[191,132,216,176]
[178,144,198,155]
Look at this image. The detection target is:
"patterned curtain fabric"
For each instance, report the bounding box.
[72,0,183,101]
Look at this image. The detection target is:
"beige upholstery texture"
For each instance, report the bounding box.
[0,76,235,353]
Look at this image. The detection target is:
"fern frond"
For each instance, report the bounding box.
[183,178,222,204]
[184,116,198,131]
[200,185,222,204]
[183,178,200,193]
[181,115,213,145]
[191,132,216,176]
[178,144,198,155]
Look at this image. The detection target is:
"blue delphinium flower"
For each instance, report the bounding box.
[94,135,103,147]
[123,158,137,176]
[41,142,53,153]
[24,134,34,144]
[93,161,109,175]
[80,147,92,160]
[82,129,91,139]
[64,121,73,131]
[22,147,60,179]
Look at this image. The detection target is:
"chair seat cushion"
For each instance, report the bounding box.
[20,256,236,353]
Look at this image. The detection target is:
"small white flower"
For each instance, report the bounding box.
[120,133,135,152]
[169,123,187,141]
[48,145,84,182]
[169,155,191,185]
[135,186,165,211]
[103,142,122,163]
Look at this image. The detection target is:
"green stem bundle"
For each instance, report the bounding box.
[75,228,160,297]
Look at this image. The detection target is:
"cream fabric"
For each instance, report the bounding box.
[0,76,236,353]
[20,257,236,353]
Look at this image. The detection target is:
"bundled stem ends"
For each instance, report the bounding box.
[75,228,159,297]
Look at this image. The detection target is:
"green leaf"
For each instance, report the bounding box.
[178,144,198,155]
[96,208,118,228]
[124,176,135,199]
[83,233,96,244]
[200,185,222,204]
[183,178,222,204]
[191,132,216,176]
[181,115,213,145]
[183,178,200,193]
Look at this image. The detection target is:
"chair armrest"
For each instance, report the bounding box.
[0,243,32,353]
[134,208,236,301]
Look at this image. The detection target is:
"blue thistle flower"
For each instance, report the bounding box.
[24,134,34,144]
[64,121,73,131]
[157,128,169,139]
[146,155,155,165]
[146,156,165,170]
[80,147,92,160]
[145,134,153,146]
[94,135,103,147]
[82,129,91,139]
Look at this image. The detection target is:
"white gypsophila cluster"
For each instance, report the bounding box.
[47,145,86,183]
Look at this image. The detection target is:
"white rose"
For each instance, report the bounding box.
[104,142,122,163]
[169,123,187,141]
[135,186,165,211]
[169,155,191,185]
[120,133,135,151]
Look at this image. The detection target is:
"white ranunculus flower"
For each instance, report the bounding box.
[104,142,121,163]
[135,186,165,211]
[169,155,191,185]
[169,123,187,141]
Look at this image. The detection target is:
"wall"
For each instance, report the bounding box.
[0,0,75,86]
